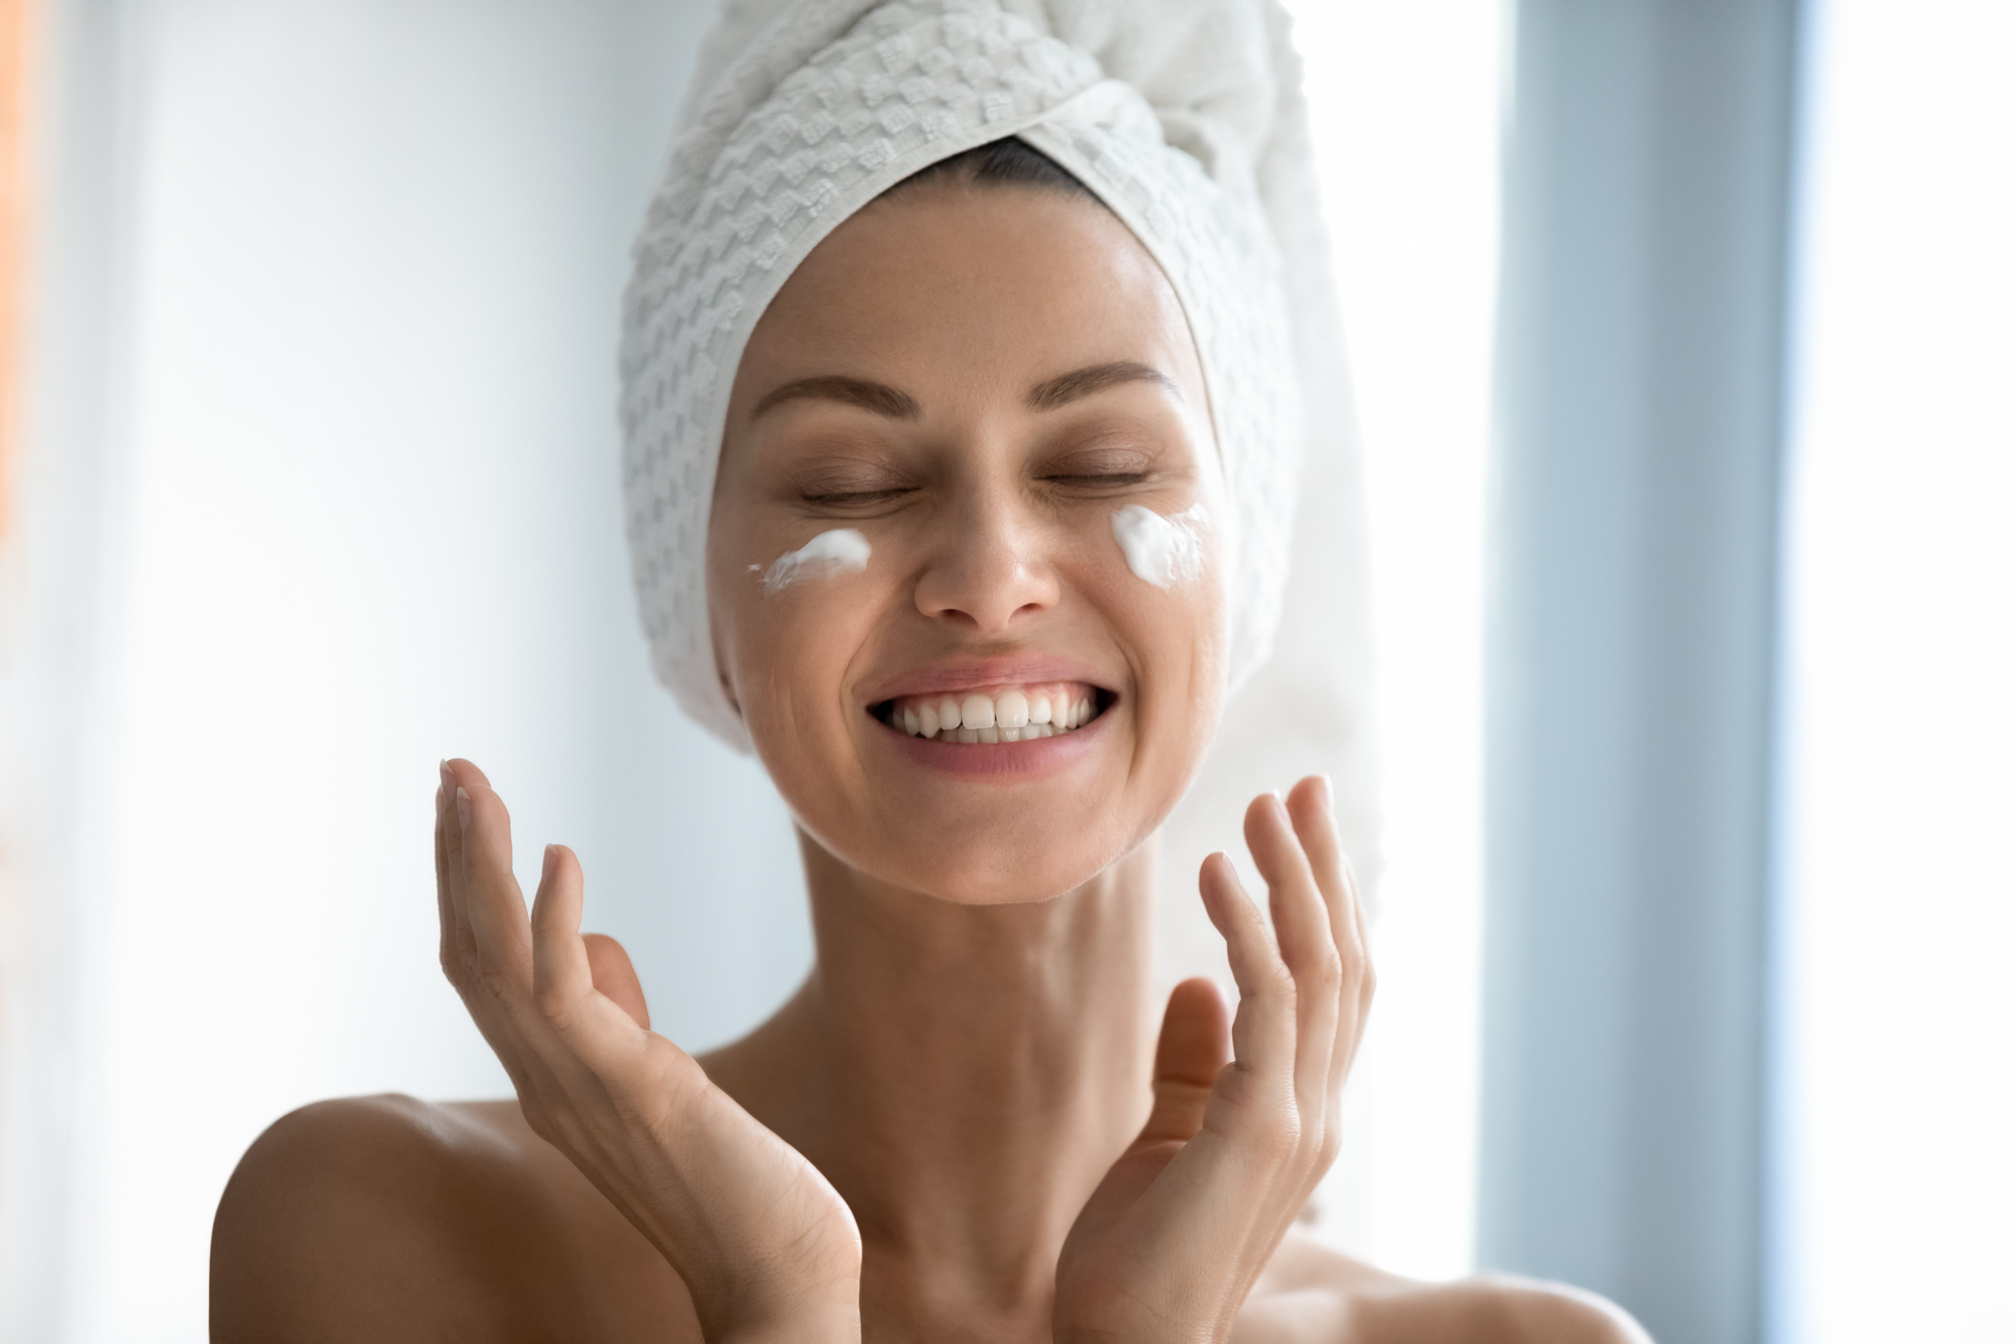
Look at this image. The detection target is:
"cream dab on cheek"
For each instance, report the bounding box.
[760,528,871,595]
[1111,504,1206,588]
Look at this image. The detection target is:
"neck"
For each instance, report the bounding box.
[704,832,1161,1330]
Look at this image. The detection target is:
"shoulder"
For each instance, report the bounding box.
[1245,1234,1652,1344]
[1397,1275,1653,1344]
[219,1092,519,1200]
[212,1094,685,1343]
[214,1094,538,1253]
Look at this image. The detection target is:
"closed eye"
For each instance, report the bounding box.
[801,487,916,507]
[786,453,919,510]
[1042,470,1153,488]
[1038,436,1163,490]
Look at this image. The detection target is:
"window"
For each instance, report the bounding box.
[1772,4,2016,1338]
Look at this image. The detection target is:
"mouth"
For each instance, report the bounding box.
[870,681,1115,744]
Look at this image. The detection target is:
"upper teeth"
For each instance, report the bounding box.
[890,683,1100,744]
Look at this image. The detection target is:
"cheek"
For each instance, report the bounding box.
[1132,567,1229,755]
[723,565,884,730]
[1080,513,1231,775]
[1096,505,1231,682]
[727,575,888,849]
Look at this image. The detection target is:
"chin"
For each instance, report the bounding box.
[821,816,1142,906]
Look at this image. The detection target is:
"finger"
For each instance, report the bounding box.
[1282,777,1372,1083]
[1283,776,1366,987]
[449,762,532,985]
[434,766,459,984]
[1244,792,1338,996]
[584,933,651,1031]
[1198,852,1295,1092]
[440,759,482,981]
[1244,793,1341,1103]
[448,755,496,792]
[1286,777,1376,1072]
[437,763,550,1105]
[1138,978,1230,1145]
[530,843,595,1020]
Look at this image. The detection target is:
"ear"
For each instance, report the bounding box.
[582,933,651,1030]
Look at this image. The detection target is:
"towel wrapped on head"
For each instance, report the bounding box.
[620,0,1380,922]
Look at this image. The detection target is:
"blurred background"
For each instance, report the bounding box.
[0,1,2008,1341]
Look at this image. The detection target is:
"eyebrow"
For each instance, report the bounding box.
[751,376,920,421]
[1027,361,1179,411]
[748,360,1180,422]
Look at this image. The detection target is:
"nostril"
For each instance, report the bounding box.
[912,550,1062,633]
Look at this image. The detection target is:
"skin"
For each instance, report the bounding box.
[211,184,1651,1344]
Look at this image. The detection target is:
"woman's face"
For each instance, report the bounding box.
[707,182,1229,903]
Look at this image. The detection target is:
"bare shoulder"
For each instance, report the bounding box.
[1242,1233,1653,1344]
[210,1094,694,1344]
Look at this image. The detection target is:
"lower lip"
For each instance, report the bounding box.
[875,709,1109,778]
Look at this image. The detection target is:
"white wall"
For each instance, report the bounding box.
[9,3,818,1339]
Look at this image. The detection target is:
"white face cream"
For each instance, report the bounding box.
[1111,504,1207,589]
[762,528,871,595]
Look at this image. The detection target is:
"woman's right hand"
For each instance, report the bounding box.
[435,759,861,1344]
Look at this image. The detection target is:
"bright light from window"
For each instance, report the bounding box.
[1286,0,1503,1280]
[1773,2,2016,1340]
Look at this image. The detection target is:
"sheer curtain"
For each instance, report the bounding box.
[1482,3,1798,1340]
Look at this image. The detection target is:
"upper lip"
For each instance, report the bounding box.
[859,654,1117,705]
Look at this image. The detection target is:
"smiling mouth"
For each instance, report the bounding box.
[871,682,1113,744]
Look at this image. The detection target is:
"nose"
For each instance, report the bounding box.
[911,484,1060,635]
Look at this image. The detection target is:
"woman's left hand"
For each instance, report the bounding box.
[1053,775,1373,1344]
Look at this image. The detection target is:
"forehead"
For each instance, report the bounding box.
[731,186,1209,415]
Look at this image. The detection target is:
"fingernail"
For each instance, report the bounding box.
[541,844,558,882]
[1318,774,1335,815]
[455,785,471,829]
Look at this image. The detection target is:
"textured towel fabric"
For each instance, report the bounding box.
[620,0,1381,918]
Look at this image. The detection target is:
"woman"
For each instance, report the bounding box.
[213,3,1648,1339]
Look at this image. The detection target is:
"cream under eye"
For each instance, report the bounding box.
[1111,504,1207,588]
[761,528,871,594]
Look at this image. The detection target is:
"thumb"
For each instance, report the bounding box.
[583,933,651,1030]
[1140,978,1231,1145]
